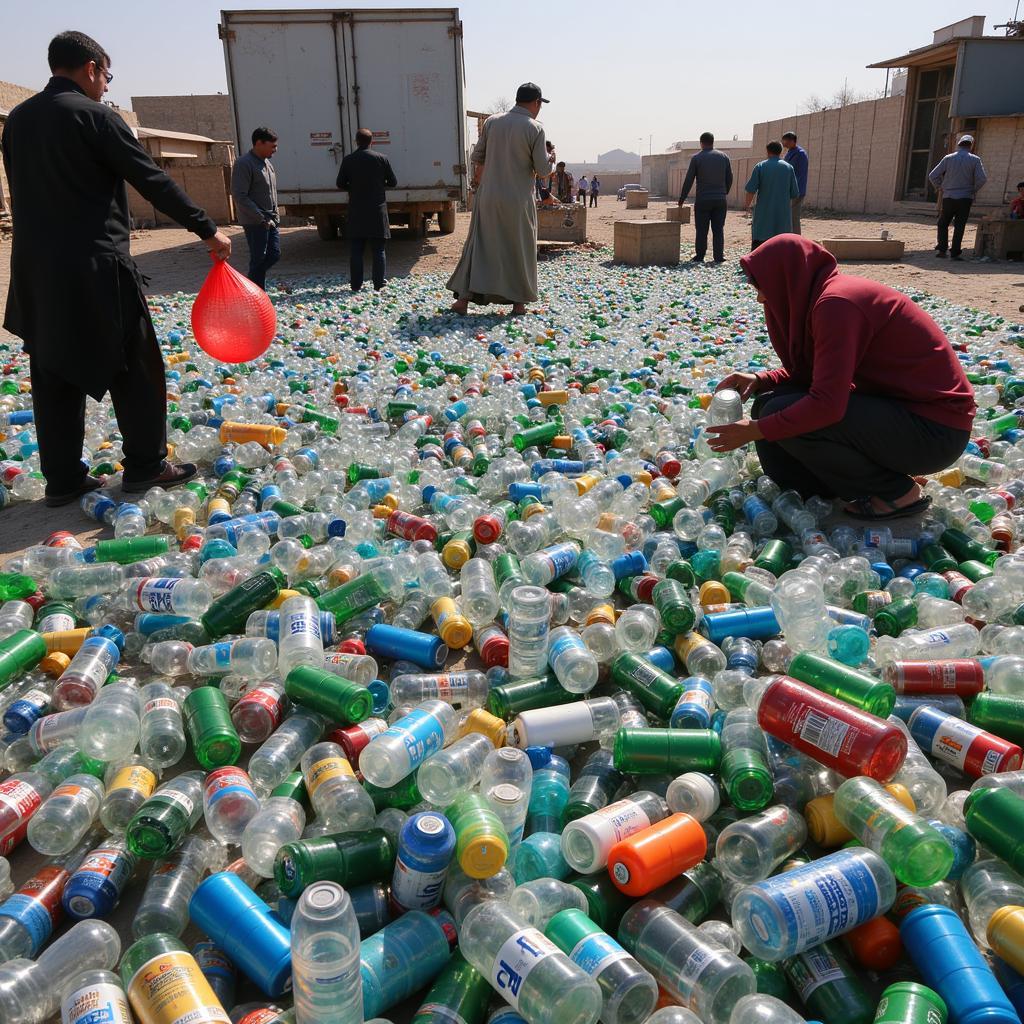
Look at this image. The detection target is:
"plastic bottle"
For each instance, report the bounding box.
[100,758,159,833]
[132,835,217,938]
[183,686,243,769]
[273,830,394,899]
[276,594,325,678]
[61,834,137,920]
[125,770,205,859]
[60,969,133,1024]
[391,811,457,914]
[419,733,495,807]
[248,708,327,796]
[204,766,261,845]
[52,631,122,709]
[508,586,552,680]
[242,772,307,878]
[300,741,375,831]
[509,697,620,749]
[561,792,670,874]
[138,681,187,768]
[716,805,807,883]
[359,699,459,788]
[0,769,53,854]
[618,901,756,1024]
[28,774,104,855]
[78,680,140,762]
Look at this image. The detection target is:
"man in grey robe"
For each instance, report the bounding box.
[448,83,550,316]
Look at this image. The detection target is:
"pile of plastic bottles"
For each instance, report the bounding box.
[0,257,1022,1024]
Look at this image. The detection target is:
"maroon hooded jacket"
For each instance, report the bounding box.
[740,235,976,443]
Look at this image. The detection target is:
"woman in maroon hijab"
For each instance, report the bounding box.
[706,235,975,520]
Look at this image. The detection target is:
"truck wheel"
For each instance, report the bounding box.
[315,216,337,241]
[438,206,457,234]
[411,214,429,239]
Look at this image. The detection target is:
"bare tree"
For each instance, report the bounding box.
[485,96,511,114]
[801,82,886,113]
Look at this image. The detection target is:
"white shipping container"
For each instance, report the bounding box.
[221,7,467,238]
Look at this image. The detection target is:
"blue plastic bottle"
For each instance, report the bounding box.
[192,939,237,1010]
[391,812,456,914]
[61,837,137,920]
[360,909,456,1017]
[670,677,714,729]
[365,623,448,669]
[901,904,1019,1024]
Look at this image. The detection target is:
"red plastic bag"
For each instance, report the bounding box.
[191,258,277,363]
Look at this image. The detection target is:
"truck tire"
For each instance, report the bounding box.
[315,216,337,241]
[438,206,457,234]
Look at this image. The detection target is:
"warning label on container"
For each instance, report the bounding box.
[310,131,333,146]
[372,130,391,145]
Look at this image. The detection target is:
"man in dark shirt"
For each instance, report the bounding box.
[337,128,398,291]
[782,131,809,234]
[2,31,231,505]
[678,132,733,263]
[231,126,280,290]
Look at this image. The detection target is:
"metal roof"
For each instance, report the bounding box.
[136,126,217,144]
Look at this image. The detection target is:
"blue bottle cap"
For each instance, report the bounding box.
[91,624,126,652]
[611,550,648,580]
[368,679,391,715]
[524,746,553,770]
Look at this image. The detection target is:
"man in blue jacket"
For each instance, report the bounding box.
[782,132,808,234]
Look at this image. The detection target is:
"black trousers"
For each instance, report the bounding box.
[589,193,598,207]
[694,198,728,261]
[937,197,972,256]
[31,265,167,495]
[350,237,387,291]
[753,385,970,502]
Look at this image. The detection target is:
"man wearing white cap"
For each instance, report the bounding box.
[928,135,987,261]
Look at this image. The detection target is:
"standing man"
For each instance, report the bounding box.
[781,131,808,234]
[577,175,588,204]
[678,132,733,263]
[448,82,550,316]
[929,135,988,260]
[590,176,600,207]
[2,31,231,506]
[744,141,799,249]
[337,128,398,292]
[231,127,280,290]
[552,161,574,203]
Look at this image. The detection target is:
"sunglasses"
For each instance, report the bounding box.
[93,61,113,84]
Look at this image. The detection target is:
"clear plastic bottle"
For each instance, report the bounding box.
[666,773,720,821]
[27,706,89,758]
[461,558,501,625]
[138,681,187,768]
[482,747,534,848]
[300,741,375,831]
[547,626,599,694]
[561,792,670,874]
[715,805,808,883]
[618,901,755,1024]
[290,881,362,1024]
[132,835,218,938]
[277,594,325,678]
[418,733,495,807]
[614,606,661,653]
[52,633,122,709]
[359,699,459,788]
[460,900,603,1024]
[885,715,947,816]
[0,920,121,1024]
[60,968,132,1024]
[729,994,809,1024]
[248,708,327,796]
[390,670,489,712]
[508,586,552,680]
[509,879,589,929]
[123,577,213,617]
[187,638,279,678]
[204,766,261,845]
[78,680,140,762]
[242,774,307,878]
[0,769,53,852]
[28,774,104,856]
[100,758,159,833]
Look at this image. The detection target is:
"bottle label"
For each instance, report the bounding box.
[749,858,881,950]
[415,1006,467,1024]
[787,947,845,1000]
[62,980,133,1024]
[137,578,183,613]
[381,708,445,768]
[490,927,560,1009]
[545,544,579,578]
[589,797,652,847]
[236,685,284,720]
[1,864,68,954]
[679,946,716,987]
[110,765,157,799]
[75,846,134,893]
[549,631,584,666]
[306,756,355,796]
[568,932,631,978]
[19,688,51,710]
[156,788,196,819]
[143,697,180,716]
[127,950,232,1024]
[282,606,322,642]
[53,782,83,800]
[37,612,75,633]
[210,642,235,669]
[798,710,851,758]
[0,778,41,819]
[66,640,115,693]
[921,715,983,771]
[205,767,254,807]
[391,856,449,911]
[432,673,470,701]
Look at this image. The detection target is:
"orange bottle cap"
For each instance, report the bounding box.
[844,915,903,970]
[607,813,706,897]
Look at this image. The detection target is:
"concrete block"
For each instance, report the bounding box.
[819,238,905,260]
[614,220,680,266]
[537,203,587,243]
[666,205,691,224]
[625,189,649,209]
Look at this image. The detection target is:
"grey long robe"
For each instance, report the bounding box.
[447,106,548,305]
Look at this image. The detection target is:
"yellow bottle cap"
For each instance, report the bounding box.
[269,589,302,609]
[458,708,507,747]
[538,390,569,406]
[461,833,509,879]
[989,906,1024,972]
[805,796,852,847]
[699,581,731,608]
[40,652,71,677]
[443,540,473,570]
[884,782,916,813]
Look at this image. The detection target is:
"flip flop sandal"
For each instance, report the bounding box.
[844,495,932,521]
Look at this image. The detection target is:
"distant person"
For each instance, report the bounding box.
[552,161,574,203]
[448,82,550,316]
[707,236,974,521]
[337,128,398,292]
[577,175,588,204]
[781,131,808,234]
[929,135,987,260]
[2,30,231,505]
[744,141,799,249]
[1011,180,1024,219]
[537,140,556,199]
[678,131,733,263]
[590,176,600,207]
[231,127,280,290]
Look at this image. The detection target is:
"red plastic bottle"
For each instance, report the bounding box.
[756,676,907,781]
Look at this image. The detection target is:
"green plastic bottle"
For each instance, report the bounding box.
[609,652,684,719]
[968,692,1024,744]
[486,674,575,719]
[783,940,874,1024]
[787,651,896,718]
[411,950,492,1024]
[873,981,947,1024]
[652,580,696,635]
[201,568,285,638]
[316,566,399,624]
[284,665,373,723]
[612,728,721,775]
[963,786,1024,874]
[833,777,953,886]
[183,687,241,769]
[274,829,394,897]
[126,770,205,858]
[873,598,919,638]
[93,536,170,564]
[0,629,47,689]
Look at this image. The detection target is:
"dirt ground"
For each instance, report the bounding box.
[0,198,1022,559]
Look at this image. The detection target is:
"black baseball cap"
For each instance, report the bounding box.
[516,82,549,104]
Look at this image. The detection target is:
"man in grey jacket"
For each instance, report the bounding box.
[231,127,280,288]
[678,132,733,263]
[929,134,987,260]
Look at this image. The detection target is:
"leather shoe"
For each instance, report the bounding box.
[122,462,197,494]
[44,475,105,508]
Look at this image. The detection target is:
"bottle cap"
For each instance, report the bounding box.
[458,708,507,748]
[805,795,852,847]
[988,905,1024,968]
[40,651,71,676]
[873,982,947,1024]
[607,813,706,897]
[844,916,903,971]
[698,581,730,607]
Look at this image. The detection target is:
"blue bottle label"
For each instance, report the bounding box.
[544,543,579,579]
[490,927,560,1010]
[548,632,584,666]
[568,932,631,978]
[381,707,445,768]
[211,642,234,669]
[0,892,52,954]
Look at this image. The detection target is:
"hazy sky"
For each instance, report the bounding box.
[3,1,1018,161]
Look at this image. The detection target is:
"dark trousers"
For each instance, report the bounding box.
[753,385,970,502]
[578,192,586,204]
[694,198,728,261]
[937,197,972,256]
[350,237,387,291]
[242,222,281,290]
[31,266,167,495]
[589,193,598,207]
